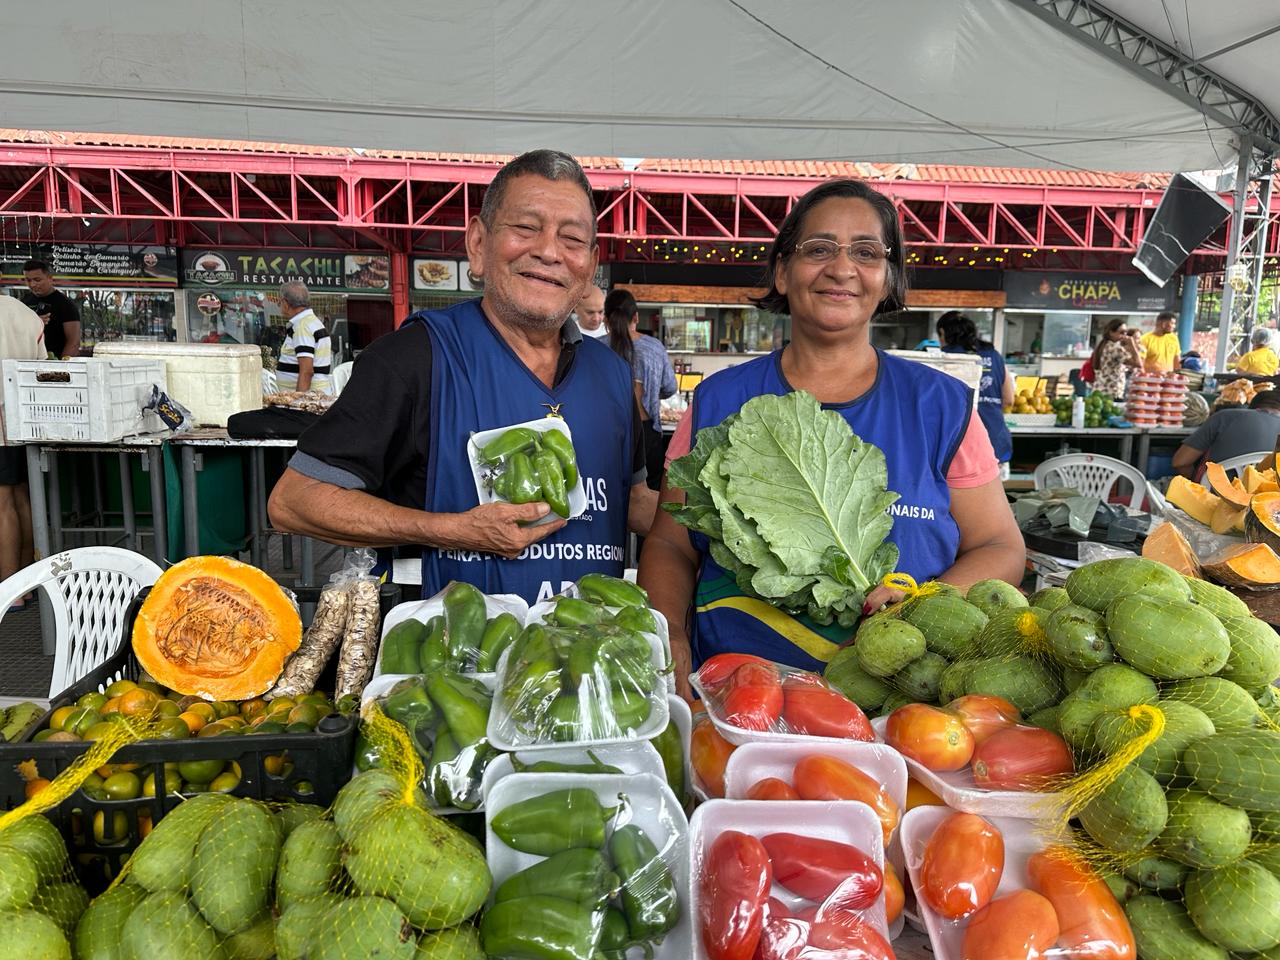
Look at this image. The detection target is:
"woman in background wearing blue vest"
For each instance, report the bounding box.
[937,310,1014,477]
[638,179,1026,698]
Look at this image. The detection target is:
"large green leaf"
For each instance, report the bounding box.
[722,392,899,591]
[662,418,734,537]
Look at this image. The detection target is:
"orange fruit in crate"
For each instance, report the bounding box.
[48,706,75,732]
[137,808,153,839]
[24,778,50,800]
[118,687,159,717]
[178,710,206,734]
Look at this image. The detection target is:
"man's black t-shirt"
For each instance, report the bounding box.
[292,321,648,510]
[21,289,79,358]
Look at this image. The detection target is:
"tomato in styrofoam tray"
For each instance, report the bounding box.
[692,654,874,741]
[903,807,1137,960]
[690,709,736,798]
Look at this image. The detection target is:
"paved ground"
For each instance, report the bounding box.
[0,534,350,700]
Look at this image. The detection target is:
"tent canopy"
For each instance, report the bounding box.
[1,0,1275,172]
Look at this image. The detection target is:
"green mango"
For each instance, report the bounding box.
[1164,677,1267,732]
[1027,586,1071,611]
[130,794,235,893]
[189,799,281,936]
[74,882,146,960]
[309,897,415,960]
[275,819,341,909]
[1066,557,1191,612]
[1184,860,1280,952]
[891,652,948,703]
[1124,895,1228,960]
[824,647,892,711]
[275,894,342,960]
[854,618,926,678]
[1184,575,1251,620]
[1159,788,1252,867]
[1123,853,1188,891]
[1107,596,1229,679]
[1079,765,1168,853]
[1183,729,1280,812]
[901,594,988,660]
[118,891,223,959]
[1219,615,1280,693]
[1045,603,1113,670]
[966,579,1028,618]
[0,909,71,960]
[1090,699,1215,783]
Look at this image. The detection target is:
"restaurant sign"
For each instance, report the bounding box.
[181,248,390,292]
[1005,271,1177,313]
[0,243,178,287]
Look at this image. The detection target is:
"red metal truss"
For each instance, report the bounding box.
[0,141,1275,273]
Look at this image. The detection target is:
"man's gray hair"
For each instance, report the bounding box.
[479,150,597,241]
[1252,327,1273,347]
[280,281,311,308]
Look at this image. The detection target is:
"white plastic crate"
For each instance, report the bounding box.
[2,357,168,442]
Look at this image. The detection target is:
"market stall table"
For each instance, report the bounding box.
[1009,425,1138,466]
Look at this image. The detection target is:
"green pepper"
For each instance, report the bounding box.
[425,671,490,748]
[382,678,437,730]
[493,848,620,905]
[610,604,659,635]
[490,787,622,855]
[650,720,687,805]
[418,615,449,673]
[379,618,426,674]
[480,426,541,464]
[480,895,604,960]
[551,596,609,628]
[578,573,649,609]
[509,750,623,775]
[546,694,585,741]
[598,906,636,956]
[442,581,487,665]
[353,730,384,772]
[427,728,460,807]
[541,428,580,488]
[610,689,653,732]
[477,612,522,672]
[505,451,543,504]
[491,463,513,501]
[567,637,606,690]
[608,824,679,942]
[533,447,571,518]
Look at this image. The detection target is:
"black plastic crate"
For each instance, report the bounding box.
[0,581,399,888]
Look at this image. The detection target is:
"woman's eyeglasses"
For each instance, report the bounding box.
[794,238,891,266]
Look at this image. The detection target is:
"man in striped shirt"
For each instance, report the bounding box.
[276,281,333,393]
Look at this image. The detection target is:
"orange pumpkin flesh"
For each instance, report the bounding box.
[132,556,302,700]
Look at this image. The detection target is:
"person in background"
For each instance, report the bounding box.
[604,288,677,489]
[20,259,80,359]
[275,281,333,393]
[1172,388,1280,478]
[1140,311,1182,373]
[936,311,1014,474]
[573,284,608,339]
[0,297,46,602]
[1090,317,1142,398]
[1233,328,1279,376]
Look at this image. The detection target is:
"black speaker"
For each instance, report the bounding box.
[1132,173,1231,286]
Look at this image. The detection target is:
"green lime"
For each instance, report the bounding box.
[77,692,109,711]
[102,771,142,801]
[177,758,225,784]
[210,771,241,793]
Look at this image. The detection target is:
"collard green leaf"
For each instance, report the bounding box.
[662,418,734,537]
[722,392,899,591]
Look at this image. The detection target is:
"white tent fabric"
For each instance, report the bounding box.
[0,0,1273,172]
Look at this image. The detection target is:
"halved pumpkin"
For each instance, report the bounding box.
[1141,522,1201,578]
[1246,491,1280,556]
[1211,499,1248,535]
[132,555,302,700]
[1206,462,1252,508]
[1166,475,1221,526]
[1203,541,1280,591]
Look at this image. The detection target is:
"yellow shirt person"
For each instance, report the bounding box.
[1140,313,1182,373]
[1234,329,1279,376]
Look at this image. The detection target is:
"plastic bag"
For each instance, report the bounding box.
[333,548,382,702]
[376,581,524,677]
[691,655,875,745]
[269,558,364,698]
[483,772,688,958]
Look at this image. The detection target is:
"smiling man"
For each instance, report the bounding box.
[269,150,656,602]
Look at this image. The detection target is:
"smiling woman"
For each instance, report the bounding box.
[638,178,1027,697]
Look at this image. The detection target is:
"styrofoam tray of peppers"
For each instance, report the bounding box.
[689,798,891,959]
[529,593,674,695]
[468,416,586,521]
[483,771,692,959]
[899,805,1135,960]
[870,697,1071,820]
[690,653,876,746]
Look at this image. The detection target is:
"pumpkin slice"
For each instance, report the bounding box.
[1257,480,1280,494]
[1203,541,1280,590]
[1142,522,1201,578]
[1244,465,1267,494]
[1206,462,1252,507]
[1246,491,1280,556]
[132,555,302,700]
[1166,475,1221,526]
[1211,499,1248,535]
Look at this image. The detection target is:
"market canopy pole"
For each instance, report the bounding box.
[1215,142,1277,374]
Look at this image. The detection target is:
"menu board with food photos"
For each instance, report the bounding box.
[412,258,461,291]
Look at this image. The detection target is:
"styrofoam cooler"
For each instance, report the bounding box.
[93,341,262,427]
[2,357,168,442]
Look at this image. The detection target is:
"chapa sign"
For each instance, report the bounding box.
[1005,271,1177,312]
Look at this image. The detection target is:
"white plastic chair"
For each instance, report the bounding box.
[331,361,355,395]
[1034,453,1152,510]
[1201,451,1273,488]
[0,547,163,697]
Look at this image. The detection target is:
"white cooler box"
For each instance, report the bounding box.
[2,357,169,443]
[93,341,263,427]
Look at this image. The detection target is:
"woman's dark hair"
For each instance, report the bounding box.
[936,311,990,353]
[752,179,907,317]
[604,289,637,366]
[1250,388,1280,412]
[1090,317,1128,371]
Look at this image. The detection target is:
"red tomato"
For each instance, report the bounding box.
[700,830,773,960]
[792,755,900,848]
[960,889,1060,960]
[780,675,874,740]
[691,716,736,798]
[747,777,801,801]
[765,897,792,920]
[807,908,896,959]
[883,861,904,926]
[760,833,882,907]
[755,917,808,960]
[972,725,1075,791]
[884,704,975,772]
[1027,846,1136,960]
[946,694,1021,744]
[698,653,772,690]
[919,812,1004,920]
[721,662,784,731]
